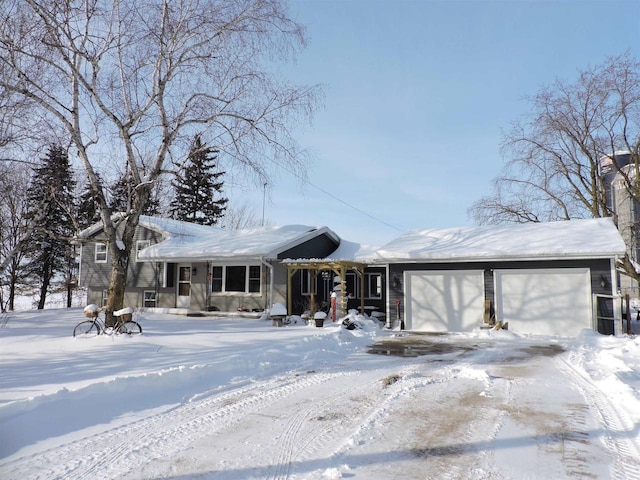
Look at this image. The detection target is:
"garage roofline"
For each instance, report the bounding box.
[370,253,624,264]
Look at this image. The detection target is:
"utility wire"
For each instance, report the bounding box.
[256,150,404,234]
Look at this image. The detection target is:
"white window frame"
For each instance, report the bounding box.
[136,240,151,261]
[143,290,157,307]
[101,289,108,307]
[95,243,107,263]
[210,264,262,295]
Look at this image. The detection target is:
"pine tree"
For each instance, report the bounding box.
[77,172,104,230]
[169,135,228,225]
[110,170,160,216]
[24,145,76,309]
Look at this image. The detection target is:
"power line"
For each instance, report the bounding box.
[256,151,404,233]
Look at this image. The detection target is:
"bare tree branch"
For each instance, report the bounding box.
[470,52,640,283]
[0,0,320,314]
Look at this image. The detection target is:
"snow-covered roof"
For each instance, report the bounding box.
[137,220,339,262]
[319,239,379,262]
[76,213,219,240]
[137,216,224,238]
[374,218,626,262]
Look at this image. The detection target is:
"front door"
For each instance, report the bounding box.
[177,264,191,308]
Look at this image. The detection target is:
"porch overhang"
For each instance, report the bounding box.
[282,259,369,317]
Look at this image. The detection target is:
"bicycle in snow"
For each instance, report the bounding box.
[73,304,143,337]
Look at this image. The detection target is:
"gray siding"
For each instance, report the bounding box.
[81,224,165,307]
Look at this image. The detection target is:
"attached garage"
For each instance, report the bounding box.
[405,270,485,332]
[494,268,591,336]
[375,218,627,336]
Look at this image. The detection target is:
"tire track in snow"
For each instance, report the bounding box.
[320,359,510,480]
[408,362,512,480]
[265,368,392,480]
[556,356,640,480]
[1,369,356,480]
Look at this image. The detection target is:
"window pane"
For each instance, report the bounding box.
[179,266,191,281]
[211,266,223,292]
[367,274,382,299]
[144,291,156,307]
[166,263,176,288]
[301,269,309,295]
[95,243,107,262]
[249,266,261,293]
[226,266,246,292]
[346,273,357,298]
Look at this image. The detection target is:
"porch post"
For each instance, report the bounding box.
[287,266,295,316]
[310,268,317,315]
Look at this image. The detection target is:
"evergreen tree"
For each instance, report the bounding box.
[24,145,76,309]
[109,170,160,216]
[169,135,228,225]
[77,172,104,230]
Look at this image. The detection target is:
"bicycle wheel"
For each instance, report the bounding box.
[73,320,100,337]
[118,320,142,335]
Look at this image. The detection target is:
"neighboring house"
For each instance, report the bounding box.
[600,150,639,295]
[77,216,340,312]
[368,218,625,336]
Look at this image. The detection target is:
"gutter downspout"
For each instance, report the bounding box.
[261,257,274,311]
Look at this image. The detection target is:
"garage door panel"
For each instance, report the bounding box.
[495,268,591,336]
[407,270,484,332]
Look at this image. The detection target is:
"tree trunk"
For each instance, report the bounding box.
[8,273,16,311]
[37,266,50,310]
[105,249,129,327]
[66,281,72,308]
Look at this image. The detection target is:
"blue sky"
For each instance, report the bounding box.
[226,0,640,246]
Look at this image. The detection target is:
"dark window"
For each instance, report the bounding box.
[226,266,246,292]
[346,272,357,298]
[166,263,176,288]
[210,265,262,294]
[365,273,382,299]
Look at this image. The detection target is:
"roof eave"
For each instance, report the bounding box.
[371,252,625,264]
[139,254,275,263]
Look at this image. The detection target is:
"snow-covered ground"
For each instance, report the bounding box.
[1,299,640,479]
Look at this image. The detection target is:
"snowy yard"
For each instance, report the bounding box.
[1,307,640,479]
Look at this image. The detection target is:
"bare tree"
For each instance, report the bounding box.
[0,162,31,311]
[0,0,319,317]
[219,202,272,230]
[469,52,640,281]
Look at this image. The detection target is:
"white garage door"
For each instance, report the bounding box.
[494,268,592,336]
[405,270,485,332]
